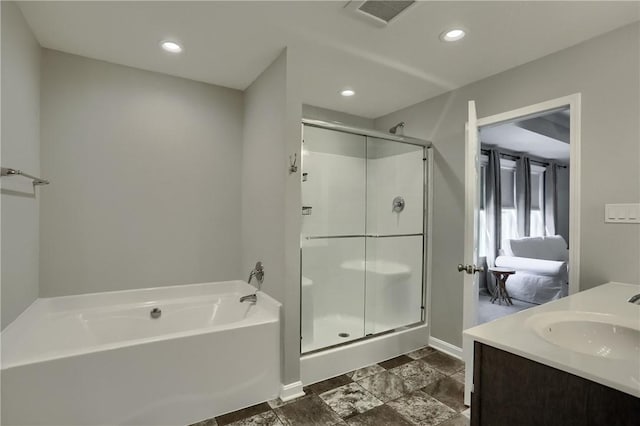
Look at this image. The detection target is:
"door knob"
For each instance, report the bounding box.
[457,264,484,274]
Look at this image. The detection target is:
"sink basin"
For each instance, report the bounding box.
[526,311,640,360]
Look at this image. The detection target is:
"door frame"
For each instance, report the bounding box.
[475,93,581,296]
[463,93,582,405]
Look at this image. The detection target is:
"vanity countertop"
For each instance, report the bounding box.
[464,282,640,397]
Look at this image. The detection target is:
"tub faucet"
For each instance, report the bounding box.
[239,293,257,304]
[248,261,264,288]
[628,294,640,305]
[240,261,264,304]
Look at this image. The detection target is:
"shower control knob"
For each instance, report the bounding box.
[392,196,405,213]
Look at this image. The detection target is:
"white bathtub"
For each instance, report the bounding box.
[1,280,281,426]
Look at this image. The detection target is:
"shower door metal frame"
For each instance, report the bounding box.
[300,119,433,355]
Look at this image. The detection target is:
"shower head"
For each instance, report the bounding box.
[389,122,405,135]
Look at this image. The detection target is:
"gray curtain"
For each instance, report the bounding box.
[516,156,531,237]
[544,162,558,236]
[484,150,502,295]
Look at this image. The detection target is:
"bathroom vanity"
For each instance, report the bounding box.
[464,282,640,426]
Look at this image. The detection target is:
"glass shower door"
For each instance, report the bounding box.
[300,125,426,354]
[301,126,366,353]
[365,138,425,335]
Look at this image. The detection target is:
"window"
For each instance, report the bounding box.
[478,157,517,256]
[478,166,487,257]
[530,209,544,237]
[500,165,517,247]
[478,208,487,257]
[478,156,547,257]
[530,168,545,237]
[501,208,518,248]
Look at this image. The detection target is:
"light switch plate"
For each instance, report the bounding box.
[605,203,640,223]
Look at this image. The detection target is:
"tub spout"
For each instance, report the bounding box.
[240,293,257,304]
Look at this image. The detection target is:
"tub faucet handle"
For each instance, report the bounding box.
[248,261,264,290]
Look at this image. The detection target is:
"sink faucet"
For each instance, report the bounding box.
[628,294,640,305]
[240,261,264,303]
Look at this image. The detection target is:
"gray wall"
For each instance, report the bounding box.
[375,23,640,348]
[40,50,244,296]
[302,104,374,129]
[1,2,41,329]
[242,49,303,387]
[283,49,303,388]
[242,51,288,310]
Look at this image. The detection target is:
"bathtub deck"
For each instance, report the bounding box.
[189,346,469,426]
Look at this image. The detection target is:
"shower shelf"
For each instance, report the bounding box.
[340,260,411,277]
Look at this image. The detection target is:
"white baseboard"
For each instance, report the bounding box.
[428,336,463,360]
[279,381,305,402]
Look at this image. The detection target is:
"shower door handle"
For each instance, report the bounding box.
[457,264,484,274]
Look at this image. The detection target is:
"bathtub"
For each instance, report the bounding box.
[1,280,281,426]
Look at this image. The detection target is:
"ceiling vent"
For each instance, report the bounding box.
[345,1,417,27]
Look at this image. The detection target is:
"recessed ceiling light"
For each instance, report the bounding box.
[160,40,182,53]
[340,89,355,97]
[440,29,466,42]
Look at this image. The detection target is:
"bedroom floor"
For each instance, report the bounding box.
[189,347,469,426]
[477,289,537,324]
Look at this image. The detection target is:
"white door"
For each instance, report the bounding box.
[461,100,483,406]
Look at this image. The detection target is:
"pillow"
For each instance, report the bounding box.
[503,237,544,258]
[504,235,568,261]
[542,235,569,262]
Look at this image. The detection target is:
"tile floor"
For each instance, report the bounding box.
[189,346,469,426]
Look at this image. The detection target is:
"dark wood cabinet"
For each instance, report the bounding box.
[471,342,640,426]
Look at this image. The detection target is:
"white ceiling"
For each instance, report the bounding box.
[18,1,640,118]
[481,121,570,163]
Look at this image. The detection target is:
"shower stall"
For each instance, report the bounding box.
[300,119,431,355]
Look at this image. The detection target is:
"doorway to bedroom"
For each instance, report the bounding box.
[461,95,581,405]
[476,106,571,325]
